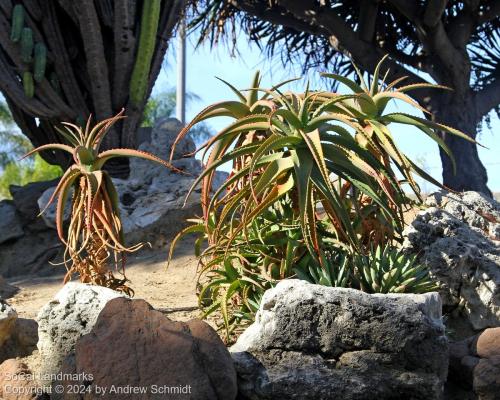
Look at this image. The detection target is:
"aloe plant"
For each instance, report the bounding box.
[351,245,437,294]
[173,58,474,258]
[170,57,474,336]
[169,196,321,339]
[26,110,179,294]
[295,245,436,294]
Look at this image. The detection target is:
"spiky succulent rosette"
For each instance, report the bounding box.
[25,109,179,294]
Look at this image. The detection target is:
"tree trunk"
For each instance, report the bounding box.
[432,94,492,197]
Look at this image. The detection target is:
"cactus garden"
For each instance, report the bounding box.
[0,1,499,400]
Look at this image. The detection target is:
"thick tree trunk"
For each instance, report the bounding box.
[432,95,492,197]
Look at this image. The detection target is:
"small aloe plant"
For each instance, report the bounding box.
[25,109,179,294]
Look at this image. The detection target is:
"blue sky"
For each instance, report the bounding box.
[154,33,500,192]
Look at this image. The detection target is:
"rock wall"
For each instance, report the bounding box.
[403,191,500,335]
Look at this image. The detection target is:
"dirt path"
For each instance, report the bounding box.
[7,238,202,322]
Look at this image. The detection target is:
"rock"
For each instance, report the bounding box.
[0,277,19,300]
[403,191,500,333]
[473,356,500,400]
[0,359,45,399]
[10,179,58,222]
[13,319,38,353]
[0,301,17,348]
[447,328,500,399]
[448,336,479,388]
[0,318,39,363]
[0,229,61,278]
[59,297,237,400]
[0,201,24,244]
[36,283,125,380]
[476,327,500,358]
[37,187,71,230]
[231,279,448,400]
[1,185,61,279]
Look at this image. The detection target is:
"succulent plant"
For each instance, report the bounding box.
[129,0,161,106]
[351,245,437,294]
[170,57,472,337]
[25,110,180,294]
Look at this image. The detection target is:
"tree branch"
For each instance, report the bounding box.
[478,0,500,23]
[272,0,432,97]
[423,0,448,27]
[448,1,481,48]
[476,78,500,117]
[73,0,115,145]
[385,0,419,21]
[358,0,379,42]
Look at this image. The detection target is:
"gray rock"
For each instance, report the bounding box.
[0,201,24,244]
[403,191,500,332]
[37,186,71,229]
[231,279,448,400]
[129,117,196,184]
[10,179,58,221]
[0,276,19,300]
[0,227,61,278]
[36,283,125,381]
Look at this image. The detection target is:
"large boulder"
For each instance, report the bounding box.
[36,283,125,380]
[231,279,448,400]
[0,201,24,244]
[0,277,19,300]
[60,297,237,400]
[402,191,500,333]
[0,229,60,278]
[1,185,60,279]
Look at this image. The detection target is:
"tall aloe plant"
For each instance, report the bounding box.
[174,58,474,258]
[170,58,475,337]
[26,110,179,294]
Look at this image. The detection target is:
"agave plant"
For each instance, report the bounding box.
[294,250,351,288]
[351,245,437,294]
[26,110,179,294]
[294,244,436,294]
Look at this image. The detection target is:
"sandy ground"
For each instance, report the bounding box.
[7,238,202,322]
[6,205,426,322]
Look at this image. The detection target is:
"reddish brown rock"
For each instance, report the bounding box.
[473,356,500,400]
[62,298,237,400]
[0,359,44,399]
[476,328,500,359]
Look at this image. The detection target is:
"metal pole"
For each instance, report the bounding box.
[176,20,186,125]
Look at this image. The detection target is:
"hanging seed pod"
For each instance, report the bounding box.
[23,71,34,98]
[21,27,34,63]
[33,43,47,82]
